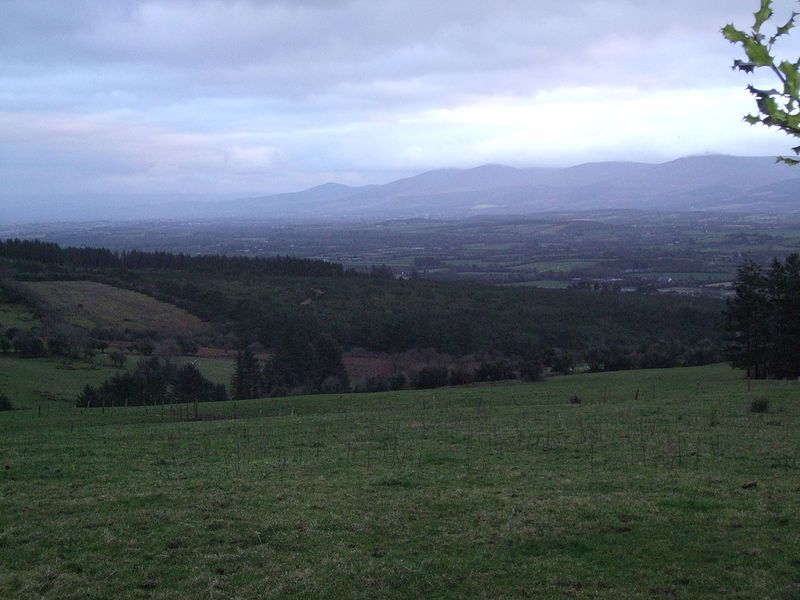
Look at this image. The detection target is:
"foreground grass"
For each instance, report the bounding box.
[1,365,799,598]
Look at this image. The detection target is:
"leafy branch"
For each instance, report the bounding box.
[723,0,800,164]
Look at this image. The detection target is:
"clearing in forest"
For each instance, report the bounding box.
[19,280,212,337]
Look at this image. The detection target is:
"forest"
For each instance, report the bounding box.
[0,238,385,279]
[1,238,729,399]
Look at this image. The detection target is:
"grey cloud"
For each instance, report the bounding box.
[2,1,769,102]
[1,0,797,206]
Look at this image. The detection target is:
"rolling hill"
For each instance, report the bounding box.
[217,154,800,219]
[4,155,799,224]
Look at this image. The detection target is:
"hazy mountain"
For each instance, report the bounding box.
[210,183,358,219]
[217,155,800,220]
[3,155,799,224]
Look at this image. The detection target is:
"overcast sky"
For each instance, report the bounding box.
[2,0,799,204]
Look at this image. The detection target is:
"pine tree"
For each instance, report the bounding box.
[231,348,262,399]
[725,253,800,379]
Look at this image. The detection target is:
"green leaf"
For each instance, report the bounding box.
[770,11,797,43]
[743,38,773,66]
[754,0,774,31]
[779,61,800,100]
[784,113,800,131]
[722,23,749,44]
[756,94,780,118]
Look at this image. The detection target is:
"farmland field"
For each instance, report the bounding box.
[0,355,121,408]
[0,302,40,331]
[1,364,798,599]
[19,281,214,337]
[14,212,800,290]
[0,354,234,409]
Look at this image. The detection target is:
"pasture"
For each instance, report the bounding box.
[0,354,234,410]
[1,364,798,598]
[19,280,214,337]
[0,302,40,332]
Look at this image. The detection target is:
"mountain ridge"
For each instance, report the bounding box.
[3,155,799,224]
[217,155,800,219]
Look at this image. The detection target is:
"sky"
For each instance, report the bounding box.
[2,0,800,206]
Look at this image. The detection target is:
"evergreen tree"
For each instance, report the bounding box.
[725,254,800,379]
[231,348,262,399]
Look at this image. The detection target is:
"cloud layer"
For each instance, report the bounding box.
[2,0,799,204]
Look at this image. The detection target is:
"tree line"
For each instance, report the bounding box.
[75,358,227,408]
[725,253,800,379]
[0,238,381,279]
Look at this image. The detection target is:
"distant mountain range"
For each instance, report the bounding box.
[3,155,800,224]
[213,155,800,220]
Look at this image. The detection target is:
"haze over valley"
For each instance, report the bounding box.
[4,154,800,224]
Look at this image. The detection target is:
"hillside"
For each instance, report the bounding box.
[1,364,797,598]
[1,240,728,395]
[18,280,215,338]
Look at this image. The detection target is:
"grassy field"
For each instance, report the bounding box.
[0,364,799,599]
[501,280,571,289]
[19,280,214,337]
[0,302,41,331]
[172,356,235,390]
[0,355,122,407]
[0,354,234,409]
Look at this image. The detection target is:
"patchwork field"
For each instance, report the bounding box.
[1,364,798,599]
[19,280,214,337]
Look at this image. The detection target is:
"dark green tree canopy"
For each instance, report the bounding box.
[725,253,800,379]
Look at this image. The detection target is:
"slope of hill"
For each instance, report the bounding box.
[1,364,798,599]
[19,280,215,338]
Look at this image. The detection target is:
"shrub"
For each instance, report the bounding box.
[448,369,473,386]
[569,394,581,405]
[109,350,127,369]
[474,360,514,382]
[0,394,13,411]
[413,366,450,389]
[11,333,47,357]
[387,372,407,391]
[749,397,769,414]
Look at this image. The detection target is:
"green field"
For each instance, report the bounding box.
[0,354,234,409]
[1,364,799,598]
[19,280,214,337]
[501,280,571,289]
[0,302,41,332]
[172,356,235,390]
[0,355,121,407]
